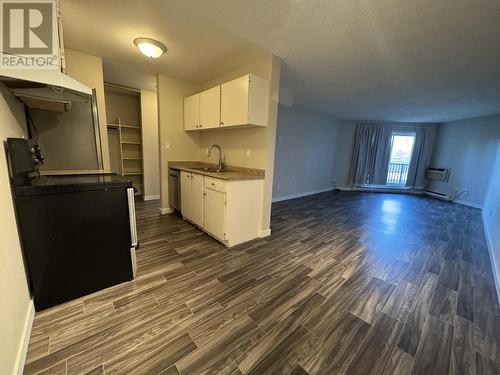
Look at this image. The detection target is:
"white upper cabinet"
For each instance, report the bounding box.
[184,74,269,131]
[200,86,221,129]
[221,74,269,128]
[184,94,200,131]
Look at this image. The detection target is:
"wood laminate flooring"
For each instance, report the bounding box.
[24,191,500,374]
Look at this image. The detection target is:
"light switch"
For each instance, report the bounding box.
[245,148,251,158]
[165,142,171,150]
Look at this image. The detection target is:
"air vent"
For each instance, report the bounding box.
[425,167,450,181]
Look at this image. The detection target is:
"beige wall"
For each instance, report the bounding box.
[141,89,160,199]
[157,74,200,211]
[64,49,110,171]
[0,84,32,375]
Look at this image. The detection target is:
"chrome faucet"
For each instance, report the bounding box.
[208,144,225,172]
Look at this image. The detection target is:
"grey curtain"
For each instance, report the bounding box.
[406,126,427,188]
[349,124,392,186]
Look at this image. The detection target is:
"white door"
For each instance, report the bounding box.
[180,171,192,220]
[184,94,200,131]
[200,86,221,129]
[191,173,204,227]
[221,75,249,127]
[203,188,226,240]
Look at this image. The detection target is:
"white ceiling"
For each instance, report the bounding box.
[59,0,268,84]
[61,0,500,123]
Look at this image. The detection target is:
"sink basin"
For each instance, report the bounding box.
[191,167,224,173]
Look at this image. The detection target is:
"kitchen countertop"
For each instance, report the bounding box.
[169,161,264,181]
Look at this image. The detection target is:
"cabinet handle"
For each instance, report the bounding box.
[219,121,224,126]
[211,182,215,185]
[200,124,203,128]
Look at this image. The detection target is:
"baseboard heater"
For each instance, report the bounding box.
[423,190,451,201]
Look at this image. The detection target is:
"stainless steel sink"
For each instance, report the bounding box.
[191,167,223,173]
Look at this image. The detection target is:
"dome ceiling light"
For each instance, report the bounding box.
[134,37,167,58]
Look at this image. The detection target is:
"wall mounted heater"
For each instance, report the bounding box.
[423,190,451,201]
[425,167,450,181]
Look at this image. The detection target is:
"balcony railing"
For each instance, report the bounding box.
[387,162,410,185]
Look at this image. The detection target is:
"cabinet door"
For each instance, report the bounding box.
[180,171,192,220]
[191,173,204,227]
[200,86,221,129]
[203,188,226,240]
[184,94,200,131]
[221,75,249,127]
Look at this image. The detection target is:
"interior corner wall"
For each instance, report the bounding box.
[273,104,339,200]
[141,89,160,199]
[0,84,32,375]
[157,74,200,211]
[64,48,110,172]
[427,114,500,207]
[483,140,500,301]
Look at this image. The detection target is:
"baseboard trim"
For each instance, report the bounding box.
[15,299,34,375]
[454,199,483,209]
[143,195,160,201]
[159,207,173,215]
[272,187,334,203]
[259,228,271,238]
[482,211,500,306]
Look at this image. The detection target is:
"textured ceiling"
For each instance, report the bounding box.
[60,0,268,84]
[62,0,500,122]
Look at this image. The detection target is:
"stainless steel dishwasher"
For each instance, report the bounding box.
[168,168,181,212]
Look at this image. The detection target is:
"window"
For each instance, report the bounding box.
[386,132,415,185]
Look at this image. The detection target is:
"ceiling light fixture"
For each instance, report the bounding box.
[134,37,167,58]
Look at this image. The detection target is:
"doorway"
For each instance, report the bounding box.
[386,132,415,186]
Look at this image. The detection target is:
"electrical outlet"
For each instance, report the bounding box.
[164,142,171,150]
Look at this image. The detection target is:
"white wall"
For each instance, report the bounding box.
[0,84,32,375]
[428,115,500,207]
[483,140,500,301]
[273,104,339,200]
[141,90,160,200]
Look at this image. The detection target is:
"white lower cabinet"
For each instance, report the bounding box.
[191,173,204,227]
[180,171,263,247]
[203,188,226,240]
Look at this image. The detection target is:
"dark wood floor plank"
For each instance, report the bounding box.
[105,333,196,375]
[411,315,454,375]
[397,272,438,356]
[450,316,475,375]
[383,280,419,323]
[476,352,500,375]
[301,311,370,375]
[348,277,395,324]
[474,308,500,362]
[236,293,325,374]
[346,313,404,375]
[383,347,414,375]
[176,316,264,375]
[428,284,458,325]
[246,325,316,375]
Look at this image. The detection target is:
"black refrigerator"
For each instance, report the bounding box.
[7,138,137,311]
